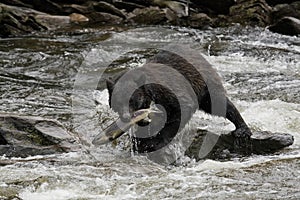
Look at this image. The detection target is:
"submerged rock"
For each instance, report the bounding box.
[0,113,79,157]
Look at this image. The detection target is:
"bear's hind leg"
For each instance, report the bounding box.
[225,98,252,151]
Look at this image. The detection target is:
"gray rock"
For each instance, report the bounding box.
[187,13,212,28]
[88,1,127,19]
[185,129,294,160]
[35,14,71,30]
[86,12,123,24]
[128,6,167,25]
[269,16,300,35]
[152,0,188,17]
[0,3,78,37]
[271,2,300,23]
[0,3,47,37]
[0,113,79,157]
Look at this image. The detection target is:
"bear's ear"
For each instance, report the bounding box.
[106,77,115,93]
[134,74,146,86]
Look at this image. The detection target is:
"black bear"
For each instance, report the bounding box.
[106,45,252,153]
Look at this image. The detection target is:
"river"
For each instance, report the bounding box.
[0,25,299,199]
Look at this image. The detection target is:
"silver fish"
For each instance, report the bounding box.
[92,102,162,146]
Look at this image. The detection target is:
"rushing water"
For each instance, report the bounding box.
[0,25,299,199]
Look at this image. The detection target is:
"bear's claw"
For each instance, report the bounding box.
[231,127,252,152]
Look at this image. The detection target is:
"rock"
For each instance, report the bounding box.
[266,0,299,6]
[69,13,89,23]
[0,0,32,8]
[113,1,146,12]
[35,15,70,30]
[191,0,235,14]
[165,8,178,22]
[62,4,92,15]
[0,3,47,37]
[229,0,272,26]
[86,12,123,24]
[19,0,64,15]
[185,129,294,160]
[0,113,79,157]
[124,0,153,7]
[152,0,188,17]
[271,2,300,23]
[88,1,127,19]
[128,6,167,25]
[186,13,212,28]
[268,16,300,35]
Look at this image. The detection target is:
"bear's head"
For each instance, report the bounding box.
[106,70,151,122]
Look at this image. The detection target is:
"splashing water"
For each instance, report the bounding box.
[0,25,299,199]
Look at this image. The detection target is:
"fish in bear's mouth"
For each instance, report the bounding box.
[92,102,162,146]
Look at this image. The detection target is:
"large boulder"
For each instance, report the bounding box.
[268,16,300,35]
[128,6,167,25]
[229,0,272,26]
[271,2,300,23]
[0,3,92,37]
[0,113,79,157]
[0,3,47,37]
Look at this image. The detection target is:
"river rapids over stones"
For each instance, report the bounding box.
[0,26,299,199]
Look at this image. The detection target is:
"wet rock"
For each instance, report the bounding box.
[165,8,178,22]
[229,0,272,26]
[271,2,300,23]
[152,0,188,17]
[88,1,127,19]
[186,13,212,28]
[185,129,294,160]
[0,113,79,157]
[191,0,235,14]
[35,15,70,30]
[113,1,146,12]
[266,0,299,6]
[128,7,167,25]
[86,12,123,24]
[268,16,300,35]
[0,3,47,37]
[19,0,64,15]
[0,0,32,8]
[62,4,92,15]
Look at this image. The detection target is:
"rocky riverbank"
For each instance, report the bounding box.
[1,0,300,37]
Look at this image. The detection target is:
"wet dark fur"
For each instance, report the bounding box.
[107,50,252,153]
